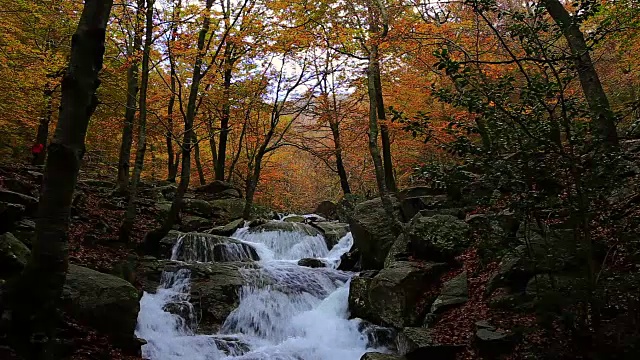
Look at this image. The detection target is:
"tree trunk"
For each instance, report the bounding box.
[116,0,144,193]
[329,119,350,194]
[120,0,154,242]
[193,130,206,185]
[32,85,55,166]
[215,65,232,180]
[166,0,181,182]
[227,116,247,182]
[145,0,214,251]
[372,51,397,192]
[542,0,619,148]
[11,1,113,358]
[243,153,263,219]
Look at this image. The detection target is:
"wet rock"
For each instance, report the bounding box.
[349,196,403,270]
[337,249,360,272]
[170,232,259,262]
[358,321,397,349]
[283,215,306,223]
[212,335,251,356]
[311,222,349,249]
[208,218,245,236]
[297,258,327,268]
[249,221,321,236]
[396,327,464,360]
[360,352,406,360]
[0,232,30,277]
[431,271,468,313]
[63,264,140,345]
[162,301,197,331]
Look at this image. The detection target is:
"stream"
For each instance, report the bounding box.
[134,218,387,360]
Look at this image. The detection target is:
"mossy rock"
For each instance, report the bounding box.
[0,232,30,277]
[408,215,470,261]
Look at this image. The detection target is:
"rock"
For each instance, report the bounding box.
[350,261,448,328]
[384,234,411,268]
[1,178,36,197]
[79,179,115,188]
[431,271,468,313]
[525,274,576,298]
[208,218,245,236]
[398,188,449,221]
[337,249,361,271]
[407,215,470,262]
[168,232,259,262]
[195,180,242,200]
[358,321,397,349]
[180,215,214,232]
[11,219,36,248]
[335,193,366,223]
[314,200,338,220]
[311,221,350,249]
[210,198,246,223]
[212,335,251,356]
[0,232,31,277]
[360,352,406,360]
[155,201,173,221]
[283,215,306,223]
[297,258,327,268]
[63,264,140,345]
[0,189,38,215]
[475,327,515,355]
[182,198,215,218]
[350,196,403,270]
[0,201,26,232]
[396,327,464,359]
[485,252,531,295]
[162,301,197,331]
[26,171,43,183]
[249,221,321,236]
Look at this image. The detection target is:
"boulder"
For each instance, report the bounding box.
[485,251,531,295]
[398,188,449,220]
[1,178,36,197]
[475,327,515,355]
[63,264,140,344]
[249,221,321,236]
[283,215,306,223]
[337,249,361,272]
[525,273,577,298]
[431,271,468,313]
[0,189,38,215]
[384,234,411,268]
[155,201,173,222]
[297,258,327,268]
[358,321,397,349]
[11,219,36,248]
[350,261,448,328]
[0,201,26,232]
[311,221,350,249]
[195,180,242,200]
[182,198,214,218]
[314,200,338,220]
[407,214,470,262]
[166,232,259,262]
[396,327,464,360]
[0,232,31,277]
[360,353,406,360]
[210,198,246,223]
[180,215,214,232]
[350,196,403,270]
[208,218,245,236]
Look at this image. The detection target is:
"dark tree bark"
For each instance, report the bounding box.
[541,0,619,148]
[193,130,206,185]
[119,0,154,242]
[32,84,55,166]
[11,1,113,358]
[145,0,215,251]
[372,56,396,192]
[166,0,181,182]
[329,118,351,194]
[215,64,232,180]
[116,0,144,193]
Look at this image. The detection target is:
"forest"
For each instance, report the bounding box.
[1,0,640,359]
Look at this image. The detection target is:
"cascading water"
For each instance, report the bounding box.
[136,218,387,360]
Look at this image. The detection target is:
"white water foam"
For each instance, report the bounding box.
[136,219,384,360]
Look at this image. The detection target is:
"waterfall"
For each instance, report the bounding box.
[136,217,387,360]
